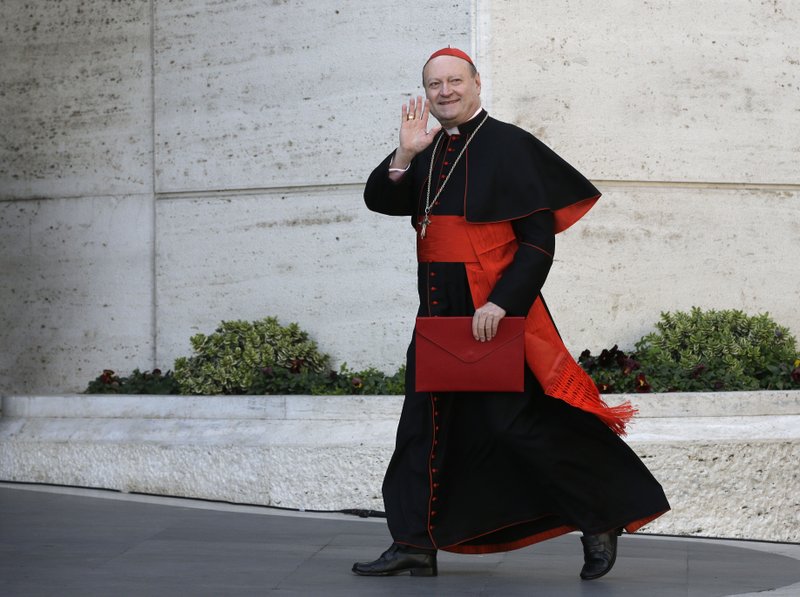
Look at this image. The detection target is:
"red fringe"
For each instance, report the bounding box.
[547,356,636,436]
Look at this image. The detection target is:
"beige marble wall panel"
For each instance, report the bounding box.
[156,188,417,371]
[156,185,799,374]
[0,196,155,394]
[153,0,471,192]
[487,1,800,183]
[0,1,152,199]
[544,185,800,354]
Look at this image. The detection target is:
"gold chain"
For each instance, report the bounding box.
[420,112,489,238]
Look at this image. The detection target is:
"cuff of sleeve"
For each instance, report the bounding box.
[388,152,411,173]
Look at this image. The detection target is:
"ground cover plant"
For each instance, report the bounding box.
[86,309,799,395]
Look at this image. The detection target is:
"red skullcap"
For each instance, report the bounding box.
[425,46,474,66]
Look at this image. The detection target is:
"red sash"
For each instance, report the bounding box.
[417,215,635,435]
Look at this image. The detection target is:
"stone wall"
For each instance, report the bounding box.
[2,1,798,393]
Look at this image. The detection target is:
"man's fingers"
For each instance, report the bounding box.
[472,313,492,342]
[481,316,495,342]
[489,317,499,341]
[421,98,431,127]
[472,313,482,342]
[473,302,507,341]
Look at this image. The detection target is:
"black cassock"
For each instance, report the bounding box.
[365,110,669,553]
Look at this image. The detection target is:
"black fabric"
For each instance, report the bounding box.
[365,111,669,553]
[388,354,670,551]
[364,109,600,225]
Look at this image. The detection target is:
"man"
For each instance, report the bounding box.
[353,47,669,580]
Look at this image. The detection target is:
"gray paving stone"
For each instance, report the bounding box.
[0,485,798,596]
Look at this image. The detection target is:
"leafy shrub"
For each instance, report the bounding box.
[85,369,180,394]
[580,308,800,393]
[252,363,406,396]
[173,317,331,395]
[636,308,798,391]
[578,345,651,394]
[85,315,406,396]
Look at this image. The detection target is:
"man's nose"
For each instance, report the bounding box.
[440,83,452,96]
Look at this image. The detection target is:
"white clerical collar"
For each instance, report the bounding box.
[445,106,483,135]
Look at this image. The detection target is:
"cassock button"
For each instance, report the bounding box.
[434,411,439,416]
[431,286,437,291]
[430,272,436,277]
[432,496,438,502]
[432,468,439,474]
[443,161,449,166]
[434,440,438,445]
[431,453,436,459]
[431,300,439,305]
[433,483,440,488]
[431,511,437,517]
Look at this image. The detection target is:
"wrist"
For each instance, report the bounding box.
[391,148,414,170]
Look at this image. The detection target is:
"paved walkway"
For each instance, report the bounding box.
[1,483,798,596]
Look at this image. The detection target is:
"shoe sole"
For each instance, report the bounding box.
[352,567,437,577]
[580,551,617,581]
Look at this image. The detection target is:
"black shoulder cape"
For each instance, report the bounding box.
[364,111,601,233]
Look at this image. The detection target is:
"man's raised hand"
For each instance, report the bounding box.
[392,96,442,169]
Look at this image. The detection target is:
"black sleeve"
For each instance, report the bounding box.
[363,152,417,216]
[487,210,555,316]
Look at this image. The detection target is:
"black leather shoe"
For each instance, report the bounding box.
[580,528,622,580]
[352,543,438,577]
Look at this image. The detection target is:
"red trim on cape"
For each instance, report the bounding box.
[439,510,669,554]
[553,195,600,233]
[624,510,670,534]
[443,522,575,554]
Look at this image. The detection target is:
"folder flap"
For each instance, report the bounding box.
[415,317,525,365]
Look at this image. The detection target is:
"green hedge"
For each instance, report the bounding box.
[86,309,800,395]
[579,308,800,393]
[86,317,404,395]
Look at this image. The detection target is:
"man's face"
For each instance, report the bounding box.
[423,56,481,128]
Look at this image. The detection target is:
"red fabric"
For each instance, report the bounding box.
[553,195,600,233]
[444,523,575,555]
[417,216,478,263]
[442,510,670,554]
[418,215,636,435]
[426,46,474,66]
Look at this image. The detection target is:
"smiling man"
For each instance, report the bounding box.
[354,47,670,581]
[424,53,480,126]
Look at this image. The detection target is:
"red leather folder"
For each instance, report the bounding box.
[415,316,526,392]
